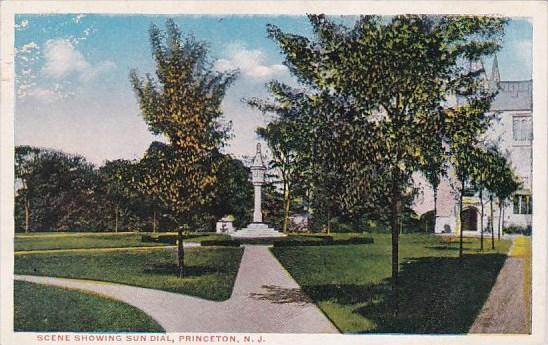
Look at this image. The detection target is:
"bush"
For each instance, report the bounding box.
[273,237,373,247]
[504,225,532,236]
[200,240,241,247]
[141,233,206,244]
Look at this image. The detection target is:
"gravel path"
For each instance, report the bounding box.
[469,240,531,334]
[15,246,338,333]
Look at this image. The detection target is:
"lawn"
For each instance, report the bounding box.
[15,232,227,251]
[15,247,244,301]
[272,233,512,334]
[15,281,164,332]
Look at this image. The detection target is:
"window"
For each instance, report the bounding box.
[513,194,532,214]
[513,116,533,142]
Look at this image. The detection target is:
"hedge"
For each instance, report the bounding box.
[141,233,204,244]
[273,237,374,247]
[200,240,241,247]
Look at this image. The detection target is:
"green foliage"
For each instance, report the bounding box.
[210,155,253,229]
[14,147,99,232]
[255,14,507,311]
[257,118,307,232]
[130,19,237,220]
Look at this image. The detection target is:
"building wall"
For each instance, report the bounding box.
[412,76,533,234]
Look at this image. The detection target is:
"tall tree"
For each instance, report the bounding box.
[469,147,498,251]
[257,119,304,233]
[14,147,98,232]
[130,19,237,277]
[98,159,135,232]
[484,146,521,240]
[210,154,253,229]
[15,146,41,233]
[257,15,506,314]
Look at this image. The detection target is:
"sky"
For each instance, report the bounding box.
[14,15,533,166]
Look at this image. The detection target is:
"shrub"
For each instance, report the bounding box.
[141,233,207,244]
[504,225,532,236]
[273,237,373,247]
[200,240,241,247]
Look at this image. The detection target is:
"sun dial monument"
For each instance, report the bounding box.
[231,143,286,239]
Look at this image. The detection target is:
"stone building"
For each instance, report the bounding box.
[412,56,533,234]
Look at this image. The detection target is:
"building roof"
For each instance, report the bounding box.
[490,80,533,112]
[457,56,532,112]
[489,54,532,112]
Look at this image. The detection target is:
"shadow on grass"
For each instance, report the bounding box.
[424,246,461,251]
[143,263,223,276]
[302,254,507,334]
[249,285,312,305]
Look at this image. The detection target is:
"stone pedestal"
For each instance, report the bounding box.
[231,222,286,238]
[231,143,286,239]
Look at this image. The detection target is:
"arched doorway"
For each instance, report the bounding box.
[420,210,436,233]
[461,207,478,231]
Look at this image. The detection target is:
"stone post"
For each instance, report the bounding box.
[253,185,262,223]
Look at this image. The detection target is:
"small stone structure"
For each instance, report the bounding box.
[216,216,235,234]
[231,143,286,239]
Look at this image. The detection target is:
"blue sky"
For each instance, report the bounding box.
[14,15,533,165]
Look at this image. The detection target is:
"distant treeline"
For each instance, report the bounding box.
[14,145,256,233]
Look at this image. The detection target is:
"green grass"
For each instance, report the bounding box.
[15,232,227,251]
[15,247,244,301]
[272,233,512,334]
[14,281,164,332]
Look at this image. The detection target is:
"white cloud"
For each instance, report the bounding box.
[42,38,91,78]
[42,38,115,82]
[15,19,29,31]
[215,42,288,80]
[73,14,86,23]
[17,41,39,55]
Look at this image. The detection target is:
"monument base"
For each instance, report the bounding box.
[230,223,287,239]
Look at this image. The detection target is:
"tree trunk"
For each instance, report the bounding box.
[433,187,438,233]
[459,179,465,259]
[114,205,119,233]
[153,209,157,233]
[480,188,484,251]
[498,199,502,240]
[24,199,30,233]
[326,207,331,235]
[282,188,291,233]
[501,205,505,236]
[390,175,401,317]
[490,195,495,250]
[177,229,185,278]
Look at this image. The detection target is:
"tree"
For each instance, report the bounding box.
[14,146,99,232]
[257,15,506,315]
[15,146,41,233]
[257,119,304,233]
[484,146,521,240]
[130,19,237,277]
[98,159,135,232]
[210,154,253,229]
[469,147,497,251]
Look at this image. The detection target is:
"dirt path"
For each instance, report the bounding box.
[469,237,531,334]
[15,246,338,333]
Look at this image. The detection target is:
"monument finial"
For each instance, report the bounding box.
[256,142,261,153]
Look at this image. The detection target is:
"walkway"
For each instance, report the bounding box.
[469,236,531,334]
[15,246,338,333]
